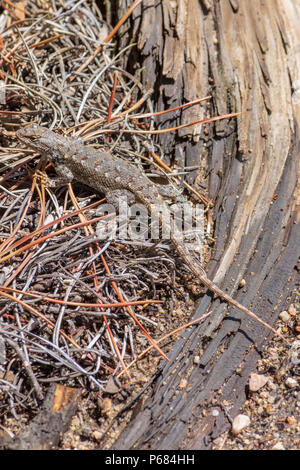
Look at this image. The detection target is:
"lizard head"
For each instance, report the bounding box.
[16,125,71,156]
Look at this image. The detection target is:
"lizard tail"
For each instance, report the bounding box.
[170,232,286,341]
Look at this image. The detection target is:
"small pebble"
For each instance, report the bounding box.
[213,436,224,447]
[101,397,112,413]
[285,377,297,389]
[288,304,296,316]
[267,380,277,391]
[92,431,102,442]
[104,376,121,394]
[31,283,45,291]
[232,414,250,435]
[249,373,269,392]
[272,442,285,450]
[193,355,200,365]
[279,311,290,323]
[212,409,219,417]
[287,416,297,425]
[179,378,188,389]
[290,340,300,365]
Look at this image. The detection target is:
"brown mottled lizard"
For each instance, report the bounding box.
[16,125,285,341]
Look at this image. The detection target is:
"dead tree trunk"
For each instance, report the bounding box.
[110,0,300,449]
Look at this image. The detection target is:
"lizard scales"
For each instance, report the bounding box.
[16,125,283,339]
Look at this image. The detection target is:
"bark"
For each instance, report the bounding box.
[1,385,81,450]
[110,0,300,449]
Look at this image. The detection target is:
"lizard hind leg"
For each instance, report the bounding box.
[105,188,136,208]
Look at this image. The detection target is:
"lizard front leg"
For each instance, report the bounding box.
[96,189,136,241]
[47,162,74,188]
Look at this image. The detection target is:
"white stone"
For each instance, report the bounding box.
[231,414,250,435]
[279,311,290,323]
[285,377,297,389]
[193,355,200,364]
[272,442,285,450]
[249,373,269,392]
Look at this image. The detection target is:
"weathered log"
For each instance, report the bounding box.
[110,0,300,449]
[1,385,81,450]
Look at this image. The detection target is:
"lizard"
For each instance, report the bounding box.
[16,124,285,341]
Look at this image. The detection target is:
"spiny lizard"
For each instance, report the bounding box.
[16,125,285,341]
